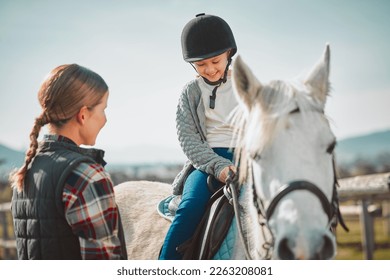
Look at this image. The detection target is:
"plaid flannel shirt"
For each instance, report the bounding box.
[53,136,124,259]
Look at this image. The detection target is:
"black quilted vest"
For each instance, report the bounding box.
[11,138,127,259]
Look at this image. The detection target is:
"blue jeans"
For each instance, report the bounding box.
[159,148,234,260]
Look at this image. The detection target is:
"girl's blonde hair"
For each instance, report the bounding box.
[10,64,108,192]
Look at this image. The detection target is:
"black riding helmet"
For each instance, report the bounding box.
[181,13,237,109]
[181,13,237,62]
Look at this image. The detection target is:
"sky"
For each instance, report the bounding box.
[0,0,389,164]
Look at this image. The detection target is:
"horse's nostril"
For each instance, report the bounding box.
[278,238,294,260]
[318,234,335,260]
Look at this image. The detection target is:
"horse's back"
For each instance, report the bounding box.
[115,180,172,259]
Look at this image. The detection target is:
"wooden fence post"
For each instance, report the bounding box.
[359,199,375,260]
[0,202,15,259]
[383,200,390,237]
[0,210,10,259]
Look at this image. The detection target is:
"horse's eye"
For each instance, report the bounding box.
[326,140,337,154]
[289,107,300,114]
[251,152,261,161]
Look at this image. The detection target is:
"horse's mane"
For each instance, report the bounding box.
[232,79,327,183]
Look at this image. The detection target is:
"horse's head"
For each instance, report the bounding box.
[232,45,337,259]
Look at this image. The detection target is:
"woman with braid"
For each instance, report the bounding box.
[9,64,127,259]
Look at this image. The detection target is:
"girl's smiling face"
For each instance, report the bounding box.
[193,51,229,83]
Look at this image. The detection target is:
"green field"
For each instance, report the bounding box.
[336,216,390,260]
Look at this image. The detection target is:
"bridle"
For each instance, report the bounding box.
[225,158,348,260]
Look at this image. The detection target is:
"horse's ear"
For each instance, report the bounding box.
[232,55,262,110]
[304,44,330,104]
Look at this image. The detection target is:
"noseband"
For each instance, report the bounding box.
[226,160,347,260]
[266,181,333,221]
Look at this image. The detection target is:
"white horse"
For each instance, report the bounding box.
[115,44,339,260]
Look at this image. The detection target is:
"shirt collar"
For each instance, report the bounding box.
[42,134,107,167]
[43,134,77,146]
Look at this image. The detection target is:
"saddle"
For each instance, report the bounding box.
[157,176,235,259]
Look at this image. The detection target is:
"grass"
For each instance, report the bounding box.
[335,216,390,260]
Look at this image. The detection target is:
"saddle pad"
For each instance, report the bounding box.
[213,217,237,260]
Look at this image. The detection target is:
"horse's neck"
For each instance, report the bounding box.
[239,183,273,259]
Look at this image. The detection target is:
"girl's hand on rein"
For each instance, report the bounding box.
[218,165,237,183]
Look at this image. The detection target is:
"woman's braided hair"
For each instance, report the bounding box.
[10,64,108,192]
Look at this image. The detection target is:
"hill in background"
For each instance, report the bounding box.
[335,129,390,165]
[0,144,25,180]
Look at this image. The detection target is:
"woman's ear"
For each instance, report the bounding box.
[76,106,89,125]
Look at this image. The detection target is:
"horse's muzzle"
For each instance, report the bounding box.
[275,230,336,260]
